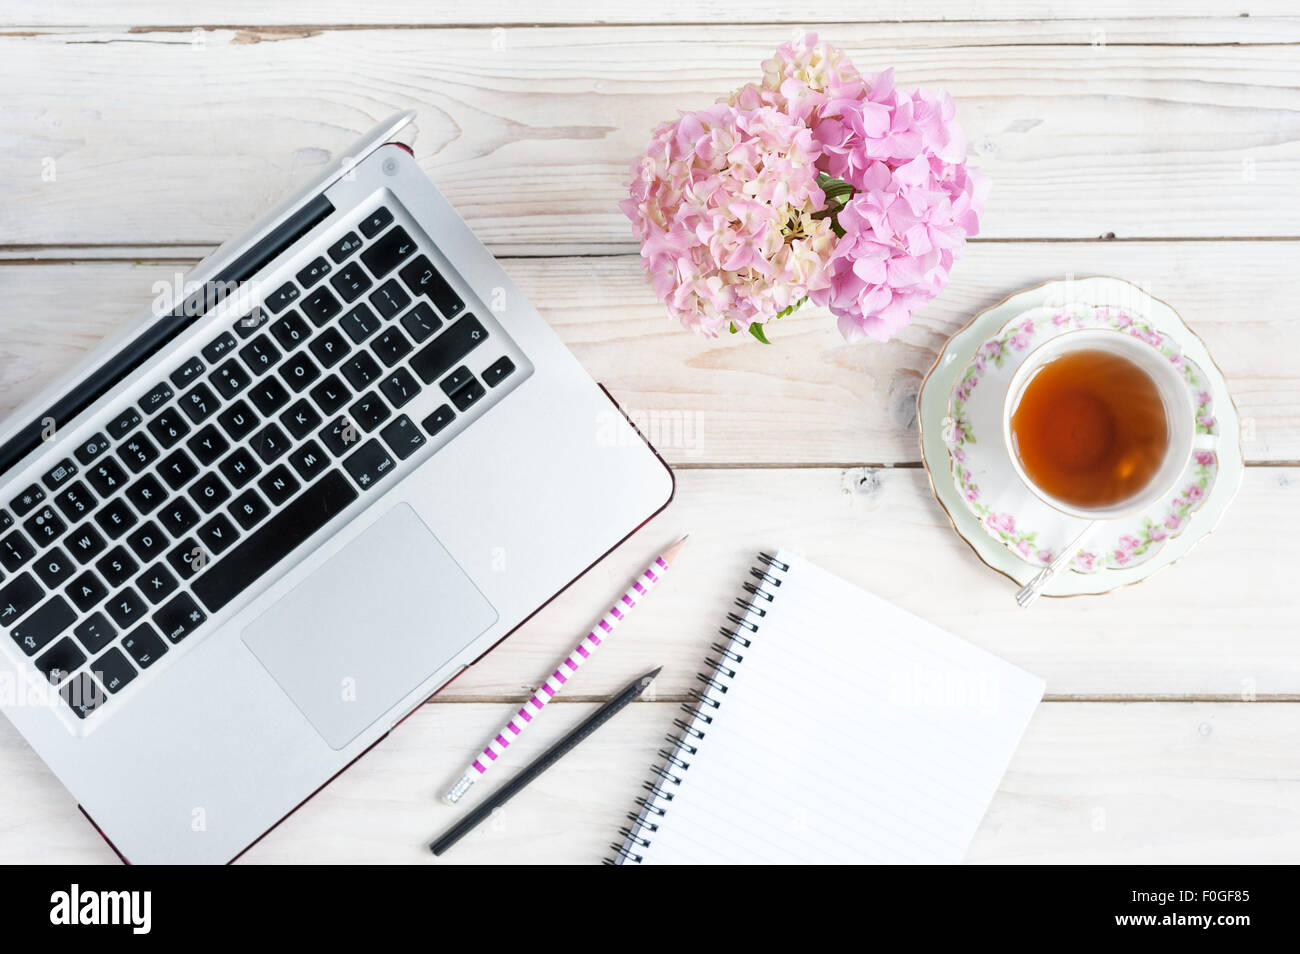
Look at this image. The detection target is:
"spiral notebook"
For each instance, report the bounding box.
[610,550,1045,864]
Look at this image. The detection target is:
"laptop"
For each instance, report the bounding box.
[0,112,674,863]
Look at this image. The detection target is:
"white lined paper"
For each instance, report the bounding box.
[630,550,1045,865]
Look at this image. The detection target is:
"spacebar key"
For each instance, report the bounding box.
[192,470,358,613]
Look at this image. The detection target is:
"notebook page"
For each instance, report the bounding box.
[637,550,1044,864]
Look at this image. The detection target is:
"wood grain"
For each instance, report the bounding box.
[0,25,1296,251]
[1,244,1293,465]
[2,699,1296,863]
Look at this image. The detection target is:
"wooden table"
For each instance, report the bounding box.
[1,2,1297,864]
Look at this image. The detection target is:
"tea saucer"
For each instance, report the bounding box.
[918,276,1244,597]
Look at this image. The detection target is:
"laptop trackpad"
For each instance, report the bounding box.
[242,504,498,750]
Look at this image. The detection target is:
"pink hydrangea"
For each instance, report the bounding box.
[623,33,985,342]
[621,102,836,336]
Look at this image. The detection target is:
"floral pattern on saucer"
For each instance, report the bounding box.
[945,303,1220,572]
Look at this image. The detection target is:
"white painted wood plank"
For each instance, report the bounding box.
[2,701,1296,863]
[2,2,1296,26]
[1,243,1294,464]
[0,27,1296,249]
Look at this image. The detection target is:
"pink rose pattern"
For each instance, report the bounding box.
[946,304,1220,572]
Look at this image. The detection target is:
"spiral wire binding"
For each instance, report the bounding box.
[604,552,789,864]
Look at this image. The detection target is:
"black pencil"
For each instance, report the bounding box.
[430,666,662,857]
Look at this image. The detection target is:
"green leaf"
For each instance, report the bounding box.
[729,322,738,334]
[748,322,772,344]
[774,296,808,320]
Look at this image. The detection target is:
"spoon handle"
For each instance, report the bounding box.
[1015,522,1098,608]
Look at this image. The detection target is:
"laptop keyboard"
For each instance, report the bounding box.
[2,204,525,722]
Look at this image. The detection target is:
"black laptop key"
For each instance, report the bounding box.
[229,489,270,530]
[155,592,206,644]
[85,458,128,498]
[147,408,190,449]
[341,352,381,390]
[358,206,393,238]
[421,404,455,437]
[24,506,66,548]
[202,331,239,364]
[216,400,258,442]
[107,407,143,440]
[166,539,208,580]
[343,440,396,491]
[170,356,205,389]
[330,264,373,303]
[310,375,350,415]
[94,499,137,540]
[361,226,417,280]
[117,432,158,473]
[239,334,282,376]
[301,286,342,327]
[250,423,291,464]
[380,415,426,461]
[74,611,116,654]
[288,440,329,483]
[67,572,109,615]
[249,377,290,416]
[349,392,391,432]
[340,303,381,344]
[54,482,96,522]
[179,383,219,424]
[140,382,174,416]
[0,572,42,625]
[379,368,420,408]
[93,648,136,694]
[42,459,78,491]
[197,514,239,556]
[0,531,36,571]
[158,498,199,538]
[439,365,474,397]
[158,449,198,491]
[10,484,46,517]
[451,379,487,413]
[10,596,76,656]
[319,418,362,456]
[372,327,412,367]
[34,547,75,588]
[219,447,261,488]
[328,231,363,263]
[369,278,412,319]
[61,671,107,719]
[74,433,112,467]
[186,425,230,467]
[280,399,322,440]
[211,359,251,400]
[296,256,332,289]
[36,637,85,684]
[66,525,107,564]
[410,313,488,384]
[126,522,168,563]
[399,301,442,344]
[266,282,300,314]
[189,473,231,513]
[122,623,168,669]
[95,546,137,587]
[106,588,148,629]
[192,469,358,613]
[258,465,300,507]
[279,351,321,393]
[483,355,516,387]
[233,307,271,339]
[0,510,11,532]
[308,326,351,368]
[399,255,465,319]
[271,310,313,350]
[136,563,179,604]
[124,474,166,515]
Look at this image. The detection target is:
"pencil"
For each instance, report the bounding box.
[431,667,662,857]
[442,533,688,804]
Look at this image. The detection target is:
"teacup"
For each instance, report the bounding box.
[1001,329,1199,521]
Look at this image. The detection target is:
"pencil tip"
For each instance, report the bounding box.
[638,666,663,691]
[661,533,691,564]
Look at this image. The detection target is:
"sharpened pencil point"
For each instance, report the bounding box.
[661,533,691,565]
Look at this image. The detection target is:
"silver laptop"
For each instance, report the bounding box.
[0,113,674,863]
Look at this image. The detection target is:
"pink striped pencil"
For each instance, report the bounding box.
[443,533,689,805]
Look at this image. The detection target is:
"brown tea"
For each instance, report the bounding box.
[1008,348,1168,509]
